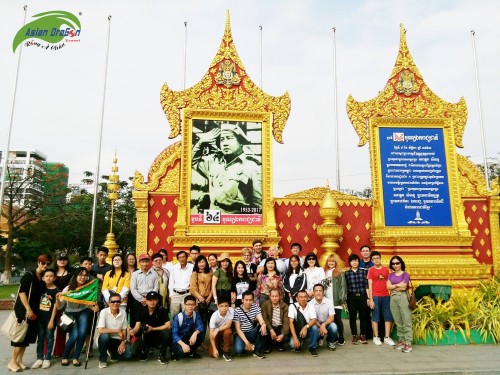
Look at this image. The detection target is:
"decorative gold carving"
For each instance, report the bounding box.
[154,236,160,245]
[279,222,284,230]
[286,235,292,243]
[303,210,309,218]
[347,24,467,148]
[133,142,182,194]
[365,222,370,230]
[304,235,309,244]
[286,210,292,218]
[317,188,344,268]
[149,223,154,232]
[457,154,499,197]
[159,12,290,144]
[161,222,167,230]
[295,223,301,231]
[345,223,351,231]
[155,210,160,219]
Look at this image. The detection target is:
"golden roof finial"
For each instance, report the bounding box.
[388,23,422,80]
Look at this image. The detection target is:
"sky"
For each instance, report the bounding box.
[0,0,499,197]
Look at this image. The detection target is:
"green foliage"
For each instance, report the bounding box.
[412,275,500,344]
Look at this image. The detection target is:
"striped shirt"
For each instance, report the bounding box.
[345,268,368,294]
[234,303,261,332]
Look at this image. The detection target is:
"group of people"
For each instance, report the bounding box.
[6,241,414,372]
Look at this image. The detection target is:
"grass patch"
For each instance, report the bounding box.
[0,284,19,299]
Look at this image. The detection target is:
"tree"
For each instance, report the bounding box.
[0,162,68,282]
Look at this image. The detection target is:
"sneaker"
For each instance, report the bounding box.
[359,335,367,344]
[318,338,324,347]
[277,347,284,352]
[337,338,345,346]
[170,354,179,362]
[253,351,265,359]
[402,344,413,353]
[222,352,233,362]
[309,347,318,357]
[32,360,44,369]
[139,352,148,362]
[395,341,405,350]
[351,335,358,344]
[42,360,51,369]
[264,347,271,354]
[158,355,169,365]
[107,350,118,363]
[189,352,201,359]
[98,361,108,368]
[327,342,336,351]
[384,337,396,346]
[294,347,302,352]
[373,336,382,346]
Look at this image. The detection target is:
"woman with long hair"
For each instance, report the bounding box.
[7,254,52,372]
[212,253,233,305]
[102,254,130,309]
[303,252,325,299]
[283,255,306,304]
[189,255,213,345]
[256,258,282,305]
[324,254,347,345]
[52,252,71,358]
[387,256,413,353]
[231,260,252,307]
[57,267,99,367]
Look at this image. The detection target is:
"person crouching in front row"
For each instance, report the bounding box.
[171,295,204,360]
[209,296,234,361]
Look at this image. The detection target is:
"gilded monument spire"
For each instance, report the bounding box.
[347,24,467,148]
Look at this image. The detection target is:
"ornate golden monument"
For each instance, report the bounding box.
[347,25,498,285]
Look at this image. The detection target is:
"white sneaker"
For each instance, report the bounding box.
[42,360,50,369]
[318,338,324,347]
[373,336,382,345]
[32,359,44,369]
[99,361,108,368]
[384,337,396,346]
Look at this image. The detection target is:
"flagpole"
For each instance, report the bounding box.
[183,21,187,89]
[259,25,263,89]
[332,27,340,191]
[0,5,28,213]
[89,15,112,257]
[471,30,490,190]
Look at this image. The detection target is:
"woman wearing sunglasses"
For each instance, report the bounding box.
[303,252,325,299]
[386,256,413,353]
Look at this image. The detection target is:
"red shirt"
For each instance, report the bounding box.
[367,266,389,297]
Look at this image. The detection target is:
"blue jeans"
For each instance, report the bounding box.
[289,325,320,349]
[172,332,203,357]
[320,322,338,344]
[63,309,91,360]
[233,326,265,354]
[98,333,132,362]
[36,322,55,360]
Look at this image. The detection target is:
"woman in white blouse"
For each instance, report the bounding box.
[303,252,325,299]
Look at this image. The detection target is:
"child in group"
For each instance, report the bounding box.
[32,269,59,369]
[209,296,234,361]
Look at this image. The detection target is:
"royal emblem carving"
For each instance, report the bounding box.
[215,59,241,88]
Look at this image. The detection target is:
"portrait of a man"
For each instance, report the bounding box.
[190,120,262,215]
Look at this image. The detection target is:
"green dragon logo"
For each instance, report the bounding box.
[12,10,81,52]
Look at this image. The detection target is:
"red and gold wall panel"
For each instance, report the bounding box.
[463,199,493,266]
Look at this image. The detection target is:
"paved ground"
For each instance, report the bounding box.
[1,310,499,375]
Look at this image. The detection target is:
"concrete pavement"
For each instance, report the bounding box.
[1,310,499,374]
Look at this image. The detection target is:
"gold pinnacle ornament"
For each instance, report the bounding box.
[103,152,120,263]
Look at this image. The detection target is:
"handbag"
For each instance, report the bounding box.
[1,274,33,342]
[58,312,75,332]
[407,276,417,311]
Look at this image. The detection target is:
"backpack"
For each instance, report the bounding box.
[293,303,308,332]
[177,311,197,326]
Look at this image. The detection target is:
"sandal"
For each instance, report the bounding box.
[73,360,81,367]
[7,364,22,372]
[61,360,69,366]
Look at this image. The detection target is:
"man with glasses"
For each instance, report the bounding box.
[130,254,159,329]
[129,291,171,364]
[367,251,395,346]
[188,245,201,265]
[151,254,169,308]
[171,295,204,360]
[96,293,131,368]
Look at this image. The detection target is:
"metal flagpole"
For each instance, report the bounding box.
[470,30,490,190]
[259,25,263,89]
[89,15,112,257]
[0,5,28,213]
[183,21,187,89]
[332,27,340,191]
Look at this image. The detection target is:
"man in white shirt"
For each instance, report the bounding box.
[209,296,234,361]
[96,293,131,368]
[257,246,286,275]
[288,290,319,356]
[130,254,159,328]
[309,283,338,350]
[168,251,194,316]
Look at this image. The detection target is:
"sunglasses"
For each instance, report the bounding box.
[41,262,51,266]
[109,300,121,304]
[391,262,401,266]
[307,258,316,261]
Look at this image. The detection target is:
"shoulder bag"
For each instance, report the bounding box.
[1,273,32,342]
[406,275,417,311]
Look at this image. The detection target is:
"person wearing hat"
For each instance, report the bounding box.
[191,123,262,214]
[129,291,171,364]
[129,254,158,329]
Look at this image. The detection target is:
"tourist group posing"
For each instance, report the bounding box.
[5,242,414,372]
